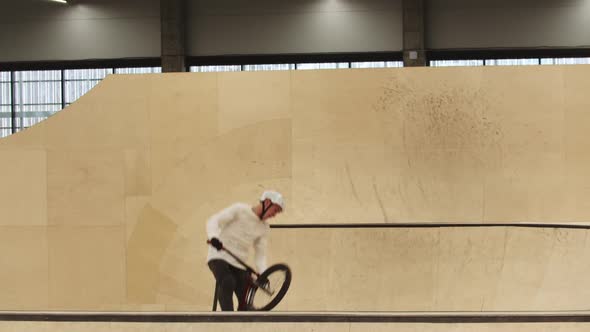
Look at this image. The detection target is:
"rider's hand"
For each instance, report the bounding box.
[209,237,223,250]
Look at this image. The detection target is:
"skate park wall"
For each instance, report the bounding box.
[0,65,589,311]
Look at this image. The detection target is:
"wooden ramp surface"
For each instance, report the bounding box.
[1,311,590,332]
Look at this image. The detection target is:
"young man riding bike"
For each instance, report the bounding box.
[206,190,285,311]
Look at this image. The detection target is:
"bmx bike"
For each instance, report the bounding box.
[208,240,292,311]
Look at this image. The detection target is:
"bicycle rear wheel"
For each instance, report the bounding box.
[246,263,291,311]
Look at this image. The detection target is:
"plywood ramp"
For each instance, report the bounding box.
[1,312,590,332]
[2,322,589,332]
[0,66,589,310]
[0,312,590,332]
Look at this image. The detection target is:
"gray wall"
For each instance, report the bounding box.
[2,0,590,63]
[187,0,403,55]
[427,0,590,49]
[0,0,160,62]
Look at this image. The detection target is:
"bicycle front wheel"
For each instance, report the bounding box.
[246,263,292,311]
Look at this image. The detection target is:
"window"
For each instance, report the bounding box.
[13,70,62,132]
[541,57,590,65]
[190,65,242,72]
[484,59,539,66]
[351,61,403,68]
[64,68,113,106]
[296,62,350,70]
[430,60,484,67]
[115,67,161,74]
[243,64,295,71]
[191,62,403,71]
[0,72,11,138]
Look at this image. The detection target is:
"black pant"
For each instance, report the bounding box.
[208,259,249,311]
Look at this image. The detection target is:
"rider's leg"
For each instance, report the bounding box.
[208,260,237,311]
[233,267,250,311]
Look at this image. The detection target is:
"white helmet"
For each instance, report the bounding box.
[260,190,285,210]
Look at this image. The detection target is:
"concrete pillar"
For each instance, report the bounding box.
[161,0,186,72]
[403,0,426,67]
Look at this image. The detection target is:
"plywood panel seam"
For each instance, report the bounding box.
[46,148,50,309]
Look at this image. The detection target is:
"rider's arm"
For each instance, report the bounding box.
[254,235,268,273]
[206,204,238,238]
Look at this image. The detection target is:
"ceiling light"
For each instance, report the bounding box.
[49,0,68,3]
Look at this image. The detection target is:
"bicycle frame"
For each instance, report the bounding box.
[209,242,273,311]
[219,246,259,277]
